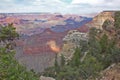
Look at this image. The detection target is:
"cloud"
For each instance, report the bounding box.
[71,0,103,5]
[0,0,120,15]
[70,0,120,14]
[71,0,120,8]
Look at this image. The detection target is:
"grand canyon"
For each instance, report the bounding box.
[1,0,120,79]
[0,13,92,72]
[0,11,116,72]
[1,11,120,80]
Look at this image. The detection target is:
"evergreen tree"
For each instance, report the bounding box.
[0,23,19,42]
[71,47,81,67]
[54,54,60,73]
[99,34,108,53]
[60,54,65,66]
[0,48,39,80]
[0,24,19,50]
[111,46,120,63]
[0,24,39,80]
[114,11,120,29]
[88,28,101,58]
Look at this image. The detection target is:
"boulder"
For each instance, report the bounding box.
[40,76,55,80]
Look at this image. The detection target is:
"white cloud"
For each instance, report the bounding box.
[71,0,120,7]
[71,0,104,5]
[0,0,120,16]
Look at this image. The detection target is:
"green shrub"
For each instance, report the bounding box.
[0,48,39,80]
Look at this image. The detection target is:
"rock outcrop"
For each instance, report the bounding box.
[88,11,114,30]
[40,76,55,80]
[59,11,115,61]
[60,30,88,60]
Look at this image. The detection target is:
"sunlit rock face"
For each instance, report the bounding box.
[15,28,66,72]
[88,11,114,30]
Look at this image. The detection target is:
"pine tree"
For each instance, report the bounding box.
[0,23,19,42]
[54,54,59,73]
[0,24,19,50]
[60,54,65,66]
[99,34,108,53]
[0,24,39,80]
[114,11,120,29]
[88,28,101,58]
[71,47,81,67]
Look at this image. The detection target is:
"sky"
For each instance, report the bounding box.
[0,0,120,15]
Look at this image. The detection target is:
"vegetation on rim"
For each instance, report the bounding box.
[0,24,39,80]
[42,11,120,80]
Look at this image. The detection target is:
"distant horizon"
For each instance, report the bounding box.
[0,11,98,17]
[0,0,120,16]
[0,10,119,17]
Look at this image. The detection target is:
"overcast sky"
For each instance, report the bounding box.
[0,0,120,15]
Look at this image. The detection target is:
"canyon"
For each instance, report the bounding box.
[0,13,92,72]
[0,11,117,73]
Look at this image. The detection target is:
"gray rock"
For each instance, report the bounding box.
[40,76,55,80]
[60,30,88,61]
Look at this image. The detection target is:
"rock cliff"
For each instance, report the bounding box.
[88,11,114,30]
[59,11,115,60]
[59,30,88,61]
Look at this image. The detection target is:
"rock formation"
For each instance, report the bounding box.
[59,30,88,61]
[40,76,55,80]
[88,11,114,30]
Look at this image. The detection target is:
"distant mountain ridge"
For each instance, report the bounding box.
[0,13,92,35]
[0,13,92,55]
